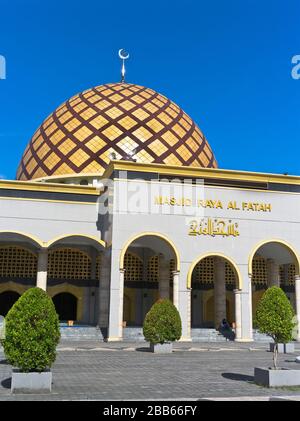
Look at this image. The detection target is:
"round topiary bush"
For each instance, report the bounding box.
[254,286,296,369]
[143,299,182,344]
[3,287,60,372]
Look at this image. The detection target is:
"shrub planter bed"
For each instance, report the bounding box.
[2,288,60,394]
[11,369,52,393]
[150,342,172,354]
[254,287,296,370]
[143,298,182,353]
[254,367,300,387]
[269,343,295,353]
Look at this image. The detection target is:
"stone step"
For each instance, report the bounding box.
[124,327,234,342]
[191,328,229,342]
[59,326,105,341]
[252,330,272,342]
[123,327,146,342]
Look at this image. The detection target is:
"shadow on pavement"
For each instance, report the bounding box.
[136,347,151,353]
[222,372,254,382]
[1,377,11,389]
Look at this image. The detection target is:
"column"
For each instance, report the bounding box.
[118,269,125,338]
[248,276,253,340]
[295,275,300,341]
[178,288,192,341]
[159,256,170,299]
[172,270,180,309]
[98,252,111,330]
[107,268,124,341]
[107,249,124,341]
[214,257,226,328]
[267,258,280,287]
[36,248,48,291]
[236,265,253,342]
[89,249,97,324]
[175,261,190,341]
[234,289,242,341]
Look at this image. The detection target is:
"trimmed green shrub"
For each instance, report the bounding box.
[254,286,296,369]
[143,299,182,344]
[3,287,60,372]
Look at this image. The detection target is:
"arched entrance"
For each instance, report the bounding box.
[249,240,300,320]
[189,254,240,330]
[123,252,175,326]
[0,291,20,316]
[120,233,179,329]
[46,234,106,326]
[53,292,77,321]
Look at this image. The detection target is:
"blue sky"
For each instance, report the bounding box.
[0,0,299,179]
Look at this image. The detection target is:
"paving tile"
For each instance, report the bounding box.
[0,341,300,400]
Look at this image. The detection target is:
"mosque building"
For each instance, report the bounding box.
[1,54,300,342]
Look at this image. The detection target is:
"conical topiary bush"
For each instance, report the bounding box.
[3,287,60,372]
[143,299,182,345]
[254,286,295,369]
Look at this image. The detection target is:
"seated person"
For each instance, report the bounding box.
[219,318,235,340]
[220,318,230,330]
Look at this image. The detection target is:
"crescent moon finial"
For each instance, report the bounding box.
[118,49,129,82]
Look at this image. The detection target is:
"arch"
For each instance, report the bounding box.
[120,232,180,271]
[48,283,83,320]
[248,239,300,276]
[0,231,44,248]
[47,234,106,249]
[187,252,242,289]
[52,292,77,321]
[0,282,28,296]
[0,291,20,316]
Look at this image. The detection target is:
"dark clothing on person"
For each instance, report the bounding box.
[219,319,235,341]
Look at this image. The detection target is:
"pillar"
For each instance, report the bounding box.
[118,269,125,338]
[267,258,280,287]
[98,253,111,330]
[159,256,170,299]
[89,249,97,324]
[107,268,125,341]
[234,289,242,341]
[235,265,253,342]
[178,288,192,341]
[172,270,179,309]
[107,248,124,341]
[248,276,253,340]
[214,257,226,328]
[173,261,191,341]
[295,275,300,341]
[36,249,48,291]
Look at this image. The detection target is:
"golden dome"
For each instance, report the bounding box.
[16,83,217,181]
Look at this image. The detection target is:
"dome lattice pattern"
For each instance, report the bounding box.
[17,83,217,180]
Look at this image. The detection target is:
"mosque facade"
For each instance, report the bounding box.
[1,80,300,342]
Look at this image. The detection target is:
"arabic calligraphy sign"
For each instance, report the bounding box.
[189,218,240,237]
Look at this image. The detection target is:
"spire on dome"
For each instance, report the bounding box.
[118,49,129,83]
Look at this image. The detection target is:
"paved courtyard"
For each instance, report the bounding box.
[1,341,300,400]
